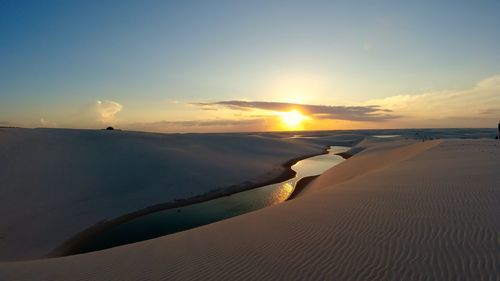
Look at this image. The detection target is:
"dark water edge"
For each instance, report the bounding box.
[287,175,319,201]
[51,146,348,257]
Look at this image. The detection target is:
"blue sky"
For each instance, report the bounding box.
[1,0,500,131]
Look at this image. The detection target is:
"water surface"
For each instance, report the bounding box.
[72,146,349,254]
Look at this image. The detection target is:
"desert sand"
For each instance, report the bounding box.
[0,128,360,261]
[1,137,499,280]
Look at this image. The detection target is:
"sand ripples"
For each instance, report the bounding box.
[1,140,499,280]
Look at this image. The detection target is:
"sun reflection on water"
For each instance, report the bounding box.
[269,182,294,205]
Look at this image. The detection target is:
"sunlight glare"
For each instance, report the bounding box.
[279,110,309,129]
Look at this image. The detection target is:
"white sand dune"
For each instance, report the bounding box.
[1,138,499,280]
[0,128,358,261]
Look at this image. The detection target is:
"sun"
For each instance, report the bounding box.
[279,110,309,129]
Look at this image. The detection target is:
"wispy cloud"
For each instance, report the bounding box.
[39,118,57,128]
[125,118,269,132]
[0,121,10,126]
[66,100,124,128]
[480,108,500,115]
[130,118,267,127]
[366,75,500,126]
[191,101,398,122]
[95,100,123,123]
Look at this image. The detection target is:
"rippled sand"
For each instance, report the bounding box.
[1,139,499,280]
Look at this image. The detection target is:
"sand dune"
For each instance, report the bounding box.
[0,128,362,261]
[301,139,441,195]
[1,139,499,280]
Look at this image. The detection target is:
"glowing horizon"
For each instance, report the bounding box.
[278,110,310,131]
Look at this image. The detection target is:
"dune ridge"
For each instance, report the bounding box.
[1,139,499,280]
[301,139,441,195]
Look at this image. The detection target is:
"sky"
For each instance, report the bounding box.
[1,0,500,132]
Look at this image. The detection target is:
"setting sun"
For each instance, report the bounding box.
[279,110,309,129]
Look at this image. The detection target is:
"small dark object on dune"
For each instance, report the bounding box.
[106,127,114,130]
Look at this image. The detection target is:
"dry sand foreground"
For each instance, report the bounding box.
[1,139,499,280]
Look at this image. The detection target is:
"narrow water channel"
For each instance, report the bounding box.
[71,146,349,255]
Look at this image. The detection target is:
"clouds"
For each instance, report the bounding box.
[58,100,124,128]
[95,100,123,123]
[6,74,500,132]
[366,75,500,127]
[192,101,398,122]
[132,118,266,128]
[39,118,57,128]
[125,118,269,133]
[186,75,500,130]
[36,100,125,128]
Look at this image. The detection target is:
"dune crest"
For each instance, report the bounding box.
[301,139,441,196]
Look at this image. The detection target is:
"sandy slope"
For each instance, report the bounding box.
[1,139,499,280]
[300,139,441,195]
[0,128,361,261]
